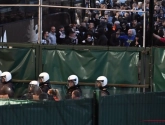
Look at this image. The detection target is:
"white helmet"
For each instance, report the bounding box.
[0,71,12,82]
[29,80,39,86]
[68,75,79,85]
[39,72,49,82]
[96,76,108,87]
[96,0,100,4]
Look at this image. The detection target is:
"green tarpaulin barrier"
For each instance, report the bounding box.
[0,99,92,125]
[42,49,139,84]
[99,92,165,125]
[0,47,141,98]
[0,48,36,80]
[153,47,165,91]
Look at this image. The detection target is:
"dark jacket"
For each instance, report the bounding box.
[64,36,78,45]
[99,86,110,96]
[96,28,108,46]
[65,85,82,99]
[0,81,14,98]
[110,33,120,46]
[56,31,66,44]
[97,34,108,46]
[39,81,51,93]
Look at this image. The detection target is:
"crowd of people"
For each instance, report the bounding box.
[41,0,165,47]
[1,0,165,46]
[0,70,110,101]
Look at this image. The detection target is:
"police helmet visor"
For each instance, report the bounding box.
[68,79,76,83]
[68,79,76,87]
[96,80,104,83]
[96,80,104,87]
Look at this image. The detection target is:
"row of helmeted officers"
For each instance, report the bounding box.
[0,70,110,101]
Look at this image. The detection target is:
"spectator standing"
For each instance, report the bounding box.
[41,31,50,45]
[56,26,66,44]
[119,29,135,46]
[48,26,57,45]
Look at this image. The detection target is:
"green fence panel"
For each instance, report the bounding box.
[153,47,165,91]
[0,99,92,125]
[42,49,139,84]
[99,92,165,125]
[0,48,36,80]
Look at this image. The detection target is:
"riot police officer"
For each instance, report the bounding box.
[96,76,110,96]
[65,75,82,99]
[38,72,51,93]
[0,71,14,98]
[22,80,42,100]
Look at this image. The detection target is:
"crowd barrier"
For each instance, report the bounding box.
[0,91,165,125]
[99,92,165,125]
[0,98,93,125]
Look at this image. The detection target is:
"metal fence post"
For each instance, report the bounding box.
[93,90,100,125]
[35,45,40,79]
[39,45,43,74]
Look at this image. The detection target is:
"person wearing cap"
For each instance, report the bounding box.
[65,75,82,99]
[0,71,14,98]
[38,72,51,93]
[96,76,110,96]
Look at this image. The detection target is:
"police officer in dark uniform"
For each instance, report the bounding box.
[22,80,42,100]
[65,75,82,99]
[38,72,51,93]
[96,76,110,96]
[0,71,14,98]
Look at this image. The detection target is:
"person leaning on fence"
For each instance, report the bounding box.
[71,90,81,100]
[96,76,110,96]
[0,71,14,98]
[47,89,61,101]
[38,72,51,93]
[65,75,82,99]
[153,32,165,43]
